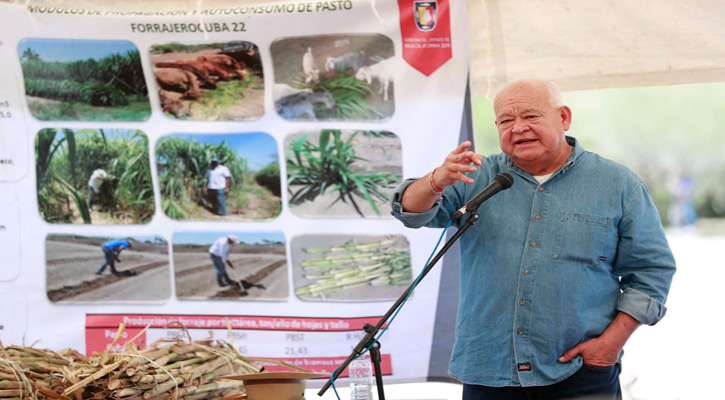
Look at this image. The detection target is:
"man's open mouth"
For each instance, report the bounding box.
[515,138,538,145]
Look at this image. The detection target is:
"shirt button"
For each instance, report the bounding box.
[523,270,530,275]
[530,241,537,247]
[517,330,524,335]
[519,300,526,306]
[535,214,541,220]
[538,187,544,192]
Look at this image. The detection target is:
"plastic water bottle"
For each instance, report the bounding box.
[349,357,373,400]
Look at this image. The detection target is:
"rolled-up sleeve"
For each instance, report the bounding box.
[614,181,676,325]
[390,179,442,228]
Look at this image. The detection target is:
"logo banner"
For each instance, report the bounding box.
[398,0,453,76]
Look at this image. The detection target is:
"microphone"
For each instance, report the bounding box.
[451,173,514,220]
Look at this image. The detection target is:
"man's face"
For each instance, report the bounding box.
[211,161,219,168]
[494,84,572,174]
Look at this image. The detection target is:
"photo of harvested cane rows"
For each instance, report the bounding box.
[292,234,412,302]
[45,235,170,303]
[285,129,402,218]
[150,41,264,120]
[173,232,289,301]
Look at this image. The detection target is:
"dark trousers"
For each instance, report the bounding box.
[208,189,227,216]
[210,254,231,286]
[463,364,622,400]
[96,248,119,275]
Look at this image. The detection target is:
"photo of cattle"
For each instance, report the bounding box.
[271,34,395,121]
[173,231,289,301]
[292,234,412,302]
[35,128,155,225]
[285,129,402,218]
[18,39,151,121]
[156,132,281,221]
[45,234,170,303]
[150,41,264,120]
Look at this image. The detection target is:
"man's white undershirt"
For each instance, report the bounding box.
[534,173,553,184]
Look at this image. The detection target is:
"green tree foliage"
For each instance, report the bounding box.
[155,136,248,219]
[254,163,281,197]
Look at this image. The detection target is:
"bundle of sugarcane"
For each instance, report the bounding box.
[295,238,413,299]
[0,341,85,400]
[59,325,264,400]
[1,323,308,400]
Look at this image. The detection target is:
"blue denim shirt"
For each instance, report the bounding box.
[391,137,675,387]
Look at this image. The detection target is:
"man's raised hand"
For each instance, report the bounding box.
[432,141,483,189]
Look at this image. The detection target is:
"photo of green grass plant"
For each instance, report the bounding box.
[156,133,281,221]
[271,34,395,121]
[285,129,402,218]
[35,128,155,224]
[19,39,151,121]
[292,234,412,302]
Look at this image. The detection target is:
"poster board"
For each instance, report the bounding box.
[0,0,469,384]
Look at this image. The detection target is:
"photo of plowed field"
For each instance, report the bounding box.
[46,235,170,303]
[173,232,289,301]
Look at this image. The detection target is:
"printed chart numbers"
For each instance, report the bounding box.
[285,346,309,356]
[0,100,12,119]
[86,315,394,375]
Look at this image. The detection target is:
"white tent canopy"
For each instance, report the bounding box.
[469,0,725,96]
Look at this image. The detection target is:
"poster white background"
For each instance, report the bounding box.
[0,0,469,383]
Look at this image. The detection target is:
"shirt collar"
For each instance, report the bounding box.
[506,135,586,180]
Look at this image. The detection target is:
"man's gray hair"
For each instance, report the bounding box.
[497,79,564,108]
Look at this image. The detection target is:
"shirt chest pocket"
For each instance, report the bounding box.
[552,212,611,267]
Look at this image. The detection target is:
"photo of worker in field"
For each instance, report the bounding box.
[271,34,395,121]
[18,39,151,121]
[156,132,281,221]
[95,238,134,277]
[285,129,402,218]
[173,231,288,300]
[292,234,412,302]
[45,234,170,303]
[150,41,264,120]
[35,128,155,225]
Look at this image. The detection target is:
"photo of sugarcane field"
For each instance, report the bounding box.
[173,231,288,300]
[150,41,264,120]
[45,234,170,303]
[271,34,395,121]
[286,129,402,218]
[292,234,412,302]
[18,39,151,121]
[156,133,281,221]
[36,128,155,224]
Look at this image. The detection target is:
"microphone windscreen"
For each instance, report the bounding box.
[495,173,514,189]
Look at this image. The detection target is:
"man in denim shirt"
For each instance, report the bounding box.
[391,79,675,399]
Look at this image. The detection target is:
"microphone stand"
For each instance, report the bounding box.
[318,209,482,397]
